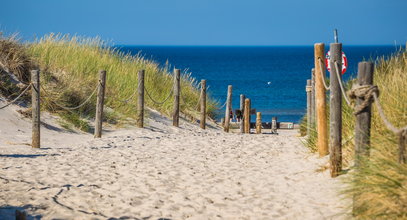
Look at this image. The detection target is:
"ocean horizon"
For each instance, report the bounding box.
[116,45,401,123]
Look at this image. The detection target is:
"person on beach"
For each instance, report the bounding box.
[235,109,243,122]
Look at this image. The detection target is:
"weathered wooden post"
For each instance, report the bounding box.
[94,70,107,138]
[354,62,374,166]
[31,70,40,148]
[173,69,181,127]
[314,43,329,156]
[15,210,27,220]
[244,98,251,133]
[136,70,145,128]
[271,116,277,134]
[256,112,262,134]
[240,94,245,133]
[224,85,232,132]
[200,79,206,129]
[329,43,343,177]
[306,79,312,136]
[400,130,406,164]
[311,68,316,126]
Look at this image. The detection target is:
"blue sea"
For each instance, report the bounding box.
[116,45,399,123]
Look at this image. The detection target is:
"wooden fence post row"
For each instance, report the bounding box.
[329,43,343,177]
[94,70,107,138]
[200,79,206,129]
[31,70,40,148]
[173,69,181,127]
[314,43,329,157]
[224,85,232,132]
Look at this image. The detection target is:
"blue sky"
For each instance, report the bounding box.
[1,0,406,45]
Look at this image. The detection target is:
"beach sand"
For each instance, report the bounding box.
[0,102,349,219]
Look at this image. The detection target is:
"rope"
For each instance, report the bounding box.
[318,58,330,90]
[119,88,138,103]
[194,91,203,111]
[372,92,407,134]
[144,86,173,105]
[213,100,228,111]
[0,84,32,109]
[348,84,379,115]
[41,82,100,111]
[193,82,203,110]
[334,61,352,106]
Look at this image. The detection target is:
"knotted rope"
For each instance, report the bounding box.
[349,83,406,163]
[348,84,379,115]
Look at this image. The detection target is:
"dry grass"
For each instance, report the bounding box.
[0,33,33,83]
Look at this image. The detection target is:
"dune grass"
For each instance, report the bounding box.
[301,49,407,219]
[23,34,217,130]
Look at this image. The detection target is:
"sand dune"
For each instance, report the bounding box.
[0,103,349,219]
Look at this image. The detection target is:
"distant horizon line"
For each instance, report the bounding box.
[114,44,404,47]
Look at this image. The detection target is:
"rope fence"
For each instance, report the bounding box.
[40,82,100,111]
[309,44,406,174]
[144,86,173,105]
[330,59,406,137]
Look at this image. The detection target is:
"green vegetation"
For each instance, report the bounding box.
[1,33,217,131]
[302,50,407,219]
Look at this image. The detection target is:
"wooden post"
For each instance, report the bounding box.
[256,112,262,134]
[311,68,316,126]
[239,94,245,133]
[314,43,329,156]
[15,210,27,220]
[224,85,232,132]
[244,98,250,133]
[271,116,277,134]
[200,79,206,129]
[173,69,180,127]
[94,70,107,138]
[306,79,312,136]
[31,70,40,148]
[136,70,145,128]
[354,62,374,166]
[399,130,406,164]
[329,43,343,177]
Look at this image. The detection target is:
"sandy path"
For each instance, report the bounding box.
[0,105,349,219]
